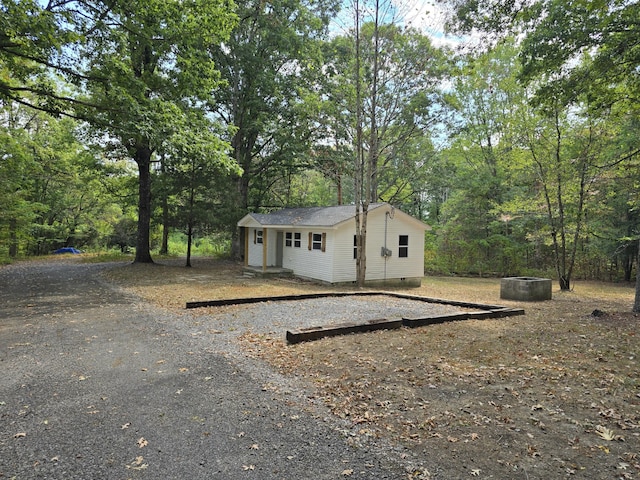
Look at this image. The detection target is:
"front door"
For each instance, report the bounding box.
[276,231,283,267]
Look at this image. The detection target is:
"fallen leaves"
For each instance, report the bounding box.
[137,437,148,448]
[126,456,148,471]
[595,425,624,442]
[110,261,639,480]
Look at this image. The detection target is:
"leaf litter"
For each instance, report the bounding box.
[106,259,640,479]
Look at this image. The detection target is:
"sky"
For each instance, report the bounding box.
[329,0,470,49]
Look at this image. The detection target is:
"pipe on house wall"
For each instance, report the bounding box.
[384,207,395,280]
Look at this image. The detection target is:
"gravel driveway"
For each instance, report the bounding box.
[0,259,410,479]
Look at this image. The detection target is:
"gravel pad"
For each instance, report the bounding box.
[198,295,475,335]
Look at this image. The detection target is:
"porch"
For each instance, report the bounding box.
[242,266,294,278]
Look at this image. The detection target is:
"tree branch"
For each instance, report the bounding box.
[1,47,108,83]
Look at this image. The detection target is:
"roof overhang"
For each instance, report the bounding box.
[237,204,431,231]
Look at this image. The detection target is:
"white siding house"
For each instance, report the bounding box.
[237,203,430,286]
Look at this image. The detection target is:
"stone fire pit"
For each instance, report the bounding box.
[500,277,552,301]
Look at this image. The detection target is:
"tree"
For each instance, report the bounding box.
[0,102,116,256]
[0,0,93,116]
[442,0,640,305]
[78,0,237,263]
[518,101,607,290]
[161,115,241,267]
[1,0,238,263]
[353,0,368,287]
[326,0,449,285]
[433,42,523,275]
[0,103,40,258]
[208,0,338,258]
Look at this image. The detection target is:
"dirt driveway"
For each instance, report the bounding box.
[0,259,408,479]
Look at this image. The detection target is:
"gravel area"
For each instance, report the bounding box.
[0,259,415,479]
[194,295,477,337]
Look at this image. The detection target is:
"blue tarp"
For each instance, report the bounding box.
[53,247,81,254]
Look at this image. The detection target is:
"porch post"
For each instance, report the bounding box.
[262,227,267,272]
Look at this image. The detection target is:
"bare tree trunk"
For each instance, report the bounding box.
[186,221,193,268]
[368,0,380,203]
[159,158,169,255]
[634,238,640,313]
[335,132,343,205]
[354,0,367,287]
[160,199,169,255]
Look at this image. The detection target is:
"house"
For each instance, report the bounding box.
[237,203,430,286]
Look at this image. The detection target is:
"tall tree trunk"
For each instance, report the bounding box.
[9,218,18,258]
[230,171,249,260]
[160,199,169,255]
[134,145,154,264]
[230,138,252,260]
[335,131,343,205]
[368,0,380,203]
[634,238,640,313]
[354,0,367,287]
[186,221,193,268]
[185,185,194,268]
[159,159,169,255]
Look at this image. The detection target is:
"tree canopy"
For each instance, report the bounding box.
[1,0,640,304]
[2,0,238,263]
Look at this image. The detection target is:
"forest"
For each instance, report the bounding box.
[1,1,638,296]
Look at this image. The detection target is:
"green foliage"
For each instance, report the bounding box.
[155,114,241,264]
[322,22,450,205]
[518,0,640,109]
[0,103,130,257]
[209,0,339,223]
[0,0,82,113]
[425,35,640,286]
[2,0,238,263]
[163,232,231,258]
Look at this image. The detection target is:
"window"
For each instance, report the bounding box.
[312,233,322,250]
[285,232,292,247]
[294,232,301,248]
[308,232,326,252]
[399,235,409,258]
[353,235,358,259]
[256,230,263,244]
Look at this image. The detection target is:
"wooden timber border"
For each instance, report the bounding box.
[186,292,525,344]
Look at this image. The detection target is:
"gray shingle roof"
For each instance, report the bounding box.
[250,203,386,227]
